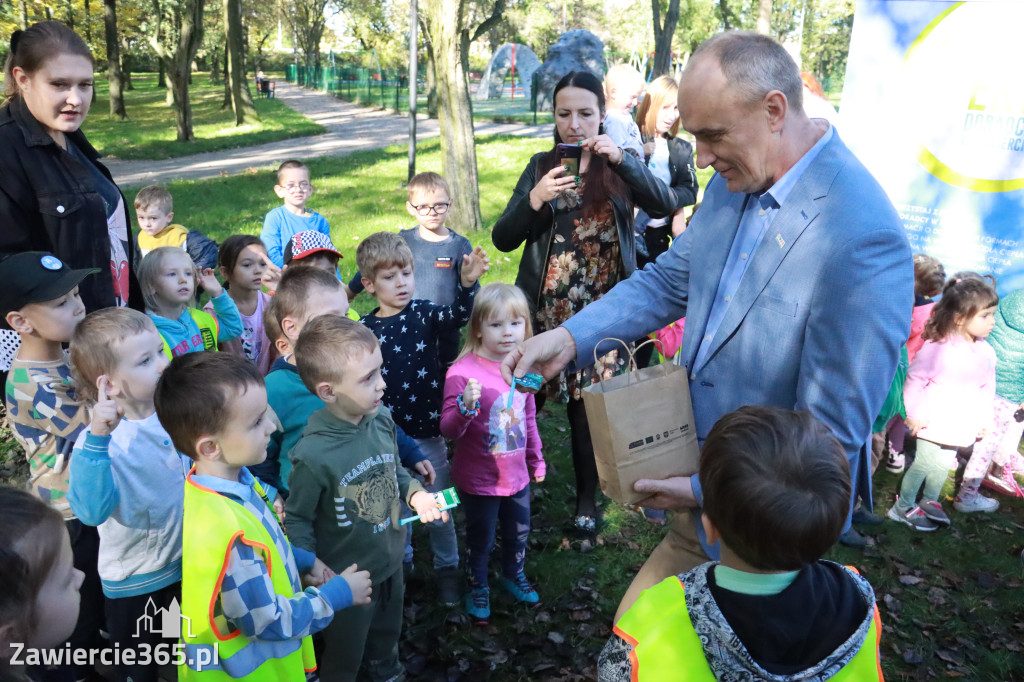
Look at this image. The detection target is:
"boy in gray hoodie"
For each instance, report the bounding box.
[286,314,447,682]
[599,406,884,681]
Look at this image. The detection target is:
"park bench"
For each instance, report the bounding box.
[257,79,275,98]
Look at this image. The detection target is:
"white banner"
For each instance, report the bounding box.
[841,0,1024,293]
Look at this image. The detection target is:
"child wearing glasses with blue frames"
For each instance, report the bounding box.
[260,160,332,267]
[346,172,474,367]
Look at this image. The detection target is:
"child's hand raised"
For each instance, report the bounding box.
[341,564,372,605]
[90,376,123,437]
[272,495,286,522]
[258,251,283,294]
[462,378,481,412]
[409,490,449,524]
[460,246,490,288]
[413,460,436,487]
[196,266,224,298]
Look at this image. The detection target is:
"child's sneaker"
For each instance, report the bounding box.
[465,586,490,622]
[953,492,1000,513]
[981,465,1024,498]
[885,449,905,474]
[918,499,951,525]
[887,504,940,531]
[498,572,540,604]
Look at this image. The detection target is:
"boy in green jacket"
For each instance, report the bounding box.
[286,314,447,682]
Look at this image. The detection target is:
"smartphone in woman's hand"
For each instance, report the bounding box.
[557,143,582,177]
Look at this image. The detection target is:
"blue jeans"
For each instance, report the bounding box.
[408,436,459,569]
[461,485,531,588]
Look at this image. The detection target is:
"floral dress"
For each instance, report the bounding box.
[536,178,631,401]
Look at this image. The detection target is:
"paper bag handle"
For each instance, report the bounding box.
[592,337,662,379]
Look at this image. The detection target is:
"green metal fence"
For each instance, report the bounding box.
[285,63,425,112]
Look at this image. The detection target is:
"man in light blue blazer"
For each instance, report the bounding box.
[502,31,913,620]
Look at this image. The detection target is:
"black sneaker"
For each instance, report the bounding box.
[436,566,462,607]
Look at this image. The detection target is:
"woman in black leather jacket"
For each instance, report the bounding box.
[491,71,682,539]
[0,22,143,320]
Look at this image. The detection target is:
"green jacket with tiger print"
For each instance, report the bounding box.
[285,405,425,584]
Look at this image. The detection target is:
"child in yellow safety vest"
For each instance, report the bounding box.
[599,406,885,682]
[154,352,372,680]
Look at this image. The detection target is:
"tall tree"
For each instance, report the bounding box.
[224,0,258,124]
[756,0,770,33]
[287,0,330,76]
[419,0,505,232]
[149,0,205,141]
[651,0,681,76]
[103,0,127,119]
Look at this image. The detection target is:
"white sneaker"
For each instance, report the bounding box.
[953,494,1000,513]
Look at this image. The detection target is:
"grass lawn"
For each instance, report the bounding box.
[3,134,1023,680]
[82,74,324,161]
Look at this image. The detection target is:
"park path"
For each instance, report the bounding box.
[104,81,550,187]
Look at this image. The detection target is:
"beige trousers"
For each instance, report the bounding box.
[613,511,710,623]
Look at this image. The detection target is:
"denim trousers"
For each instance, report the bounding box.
[460,485,531,588]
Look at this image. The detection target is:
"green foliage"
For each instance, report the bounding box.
[83,73,324,159]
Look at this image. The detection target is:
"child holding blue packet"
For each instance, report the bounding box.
[440,283,545,622]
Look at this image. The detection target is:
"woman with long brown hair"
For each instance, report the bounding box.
[492,70,683,539]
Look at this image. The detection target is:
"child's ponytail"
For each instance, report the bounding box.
[922,272,999,342]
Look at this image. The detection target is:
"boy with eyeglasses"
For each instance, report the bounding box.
[345,172,474,367]
[260,160,332,267]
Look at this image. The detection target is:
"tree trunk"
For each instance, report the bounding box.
[84,0,91,43]
[209,46,221,83]
[225,0,258,124]
[158,58,166,88]
[20,0,28,30]
[423,31,438,118]
[223,49,231,107]
[421,0,483,232]
[651,0,681,77]
[756,0,772,34]
[149,0,205,141]
[103,0,127,119]
[121,44,134,90]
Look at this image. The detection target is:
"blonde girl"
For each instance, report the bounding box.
[439,283,545,623]
[889,275,999,530]
[634,75,698,255]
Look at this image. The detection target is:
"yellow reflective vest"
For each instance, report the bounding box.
[179,469,316,680]
[161,308,220,359]
[613,571,884,682]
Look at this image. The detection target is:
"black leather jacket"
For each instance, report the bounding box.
[641,133,699,209]
[0,98,143,312]
[492,150,679,310]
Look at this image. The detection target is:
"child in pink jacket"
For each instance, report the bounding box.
[889,276,998,531]
[440,284,545,623]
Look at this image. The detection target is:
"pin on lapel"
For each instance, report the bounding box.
[775,233,786,248]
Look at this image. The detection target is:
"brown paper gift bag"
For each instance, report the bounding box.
[581,339,700,505]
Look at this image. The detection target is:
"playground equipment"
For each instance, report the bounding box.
[533,30,606,111]
[476,43,540,101]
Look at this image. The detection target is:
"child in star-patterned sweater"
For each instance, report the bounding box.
[356,231,489,606]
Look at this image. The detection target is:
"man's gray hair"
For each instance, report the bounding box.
[691,31,803,111]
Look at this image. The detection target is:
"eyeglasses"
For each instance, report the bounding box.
[409,202,451,216]
[282,182,312,192]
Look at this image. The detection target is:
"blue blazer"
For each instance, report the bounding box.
[564,132,913,537]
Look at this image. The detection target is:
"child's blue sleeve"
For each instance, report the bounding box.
[396,425,426,467]
[314,213,331,236]
[428,283,477,331]
[209,292,244,342]
[291,545,316,574]
[260,210,285,267]
[68,432,120,526]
